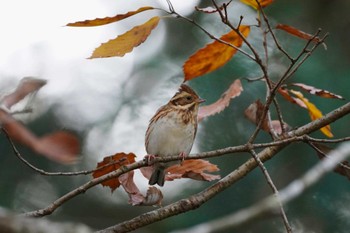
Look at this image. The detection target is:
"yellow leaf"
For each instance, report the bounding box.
[89,16,160,58]
[240,0,273,10]
[290,90,333,138]
[67,7,154,27]
[183,26,250,81]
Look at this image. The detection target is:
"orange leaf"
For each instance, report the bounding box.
[198,79,243,121]
[290,83,344,100]
[66,7,155,27]
[290,90,333,138]
[92,152,136,192]
[240,0,273,9]
[89,16,160,58]
[276,24,321,43]
[183,26,250,81]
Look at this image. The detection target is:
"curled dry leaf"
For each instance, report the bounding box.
[140,159,220,182]
[166,159,221,182]
[290,90,333,138]
[89,16,160,58]
[311,143,350,180]
[290,83,344,100]
[183,26,250,81]
[198,79,243,122]
[66,7,154,27]
[141,187,163,206]
[240,0,273,10]
[244,99,288,135]
[93,153,164,206]
[2,77,47,109]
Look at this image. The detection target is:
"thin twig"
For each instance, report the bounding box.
[1,128,124,176]
[250,149,292,233]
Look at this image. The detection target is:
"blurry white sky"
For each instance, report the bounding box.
[0,0,201,193]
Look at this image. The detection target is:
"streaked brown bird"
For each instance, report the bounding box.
[145,84,205,186]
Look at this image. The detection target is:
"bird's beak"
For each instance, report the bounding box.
[197,98,206,104]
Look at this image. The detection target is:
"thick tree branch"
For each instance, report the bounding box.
[175,142,350,233]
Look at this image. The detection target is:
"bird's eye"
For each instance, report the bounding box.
[186,96,193,101]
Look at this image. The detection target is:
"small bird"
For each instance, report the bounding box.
[145,84,205,186]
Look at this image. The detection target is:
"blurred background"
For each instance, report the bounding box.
[0,0,349,232]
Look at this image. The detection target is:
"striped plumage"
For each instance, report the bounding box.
[145,84,204,186]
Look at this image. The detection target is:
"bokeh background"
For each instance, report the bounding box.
[1,0,349,232]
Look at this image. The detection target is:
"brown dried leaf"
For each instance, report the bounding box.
[311,143,350,180]
[66,7,154,27]
[290,83,344,100]
[198,79,243,122]
[183,26,250,81]
[276,24,321,43]
[89,16,160,58]
[240,0,273,9]
[166,159,221,182]
[38,131,80,164]
[1,111,79,164]
[92,152,136,191]
[244,100,288,135]
[2,77,47,109]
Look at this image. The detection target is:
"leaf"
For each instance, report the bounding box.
[240,0,273,10]
[198,79,243,122]
[89,16,160,58]
[165,159,221,182]
[183,26,250,81]
[92,153,136,191]
[290,90,333,138]
[1,114,80,164]
[1,77,47,109]
[290,83,344,100]
[278,87,307,109]
[311,143,350,180]
[244,100,289,134]
[276,24,321,43]
[94,153,164,206]
[66,7,154,27]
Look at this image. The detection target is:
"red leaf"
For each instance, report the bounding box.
[278,87,307,109]
[198,79,243,122]
[92,153,136,191]
[276,24,321,43]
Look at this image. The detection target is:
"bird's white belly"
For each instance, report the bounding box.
[147,112,195,157]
